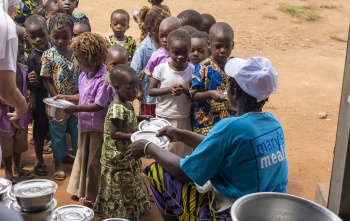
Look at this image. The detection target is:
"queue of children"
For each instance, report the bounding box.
[0,0,240,219]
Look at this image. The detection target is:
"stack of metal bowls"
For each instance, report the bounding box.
[8,179,58,221]
[51,205,94,221]
[103,219,130,221]
[0,177,12,207]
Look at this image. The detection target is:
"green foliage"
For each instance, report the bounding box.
[320,5,337,9]
[306,13,320,21]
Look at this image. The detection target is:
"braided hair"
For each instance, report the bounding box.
[71,32,107,67]
[48,13,73,34]
[139,6,169,33]
[73,12,91,32]
[229,77,268,112]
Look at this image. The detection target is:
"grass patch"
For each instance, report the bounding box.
[280,4,322,22]
[320,4,337,9]
[306,13,320,21]
[280,5,302,17]
[263,14,278,19]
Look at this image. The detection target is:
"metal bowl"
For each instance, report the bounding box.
[0,177,12,202]
[103,219,130,221]
[9,198,57,221]
[11,179,58,212]
[138,118,171,131]
[43,98,73,120]
[230,192,343,221]
[131,130,170,148]
[51,205,94,221]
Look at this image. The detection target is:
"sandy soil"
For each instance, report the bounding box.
[1,0,350,220]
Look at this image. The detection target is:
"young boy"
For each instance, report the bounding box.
[177,9,203,31]
[106,9,136,63]
[200,13,216,33]
[25,15,51,176]
[189,31,210,65]
[148,30,193,157]
[106,45,129,72]
[45,0,59,21]
[190,22,236,136]
[0,25,34,183]
[144,16,181,77]
[54,0,78,16]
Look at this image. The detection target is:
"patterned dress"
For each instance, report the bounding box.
[105,35,137,63]
[93,103,151,219]
[189,58,236,136]
[14,0,37,26]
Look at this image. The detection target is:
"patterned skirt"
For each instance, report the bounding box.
[93,161,151,219]
[143,162,232,221]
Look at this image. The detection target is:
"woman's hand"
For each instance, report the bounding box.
[210,90,227,102]
[126,139,149,160]
[156,126,180,142]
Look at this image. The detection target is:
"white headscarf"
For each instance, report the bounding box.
[0,0,21,59]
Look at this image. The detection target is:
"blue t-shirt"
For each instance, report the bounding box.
[180,112,288,199]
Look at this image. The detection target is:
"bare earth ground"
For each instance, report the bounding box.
[1,0,350,220]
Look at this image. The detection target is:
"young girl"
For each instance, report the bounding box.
[53,32,115,207]
[148,30,193,157]
[106,9,136,63]
[72,12,91,40]
[40,13,79,180]
[93,64,151,220]
[133,0,171,42]
[130,7,169,116]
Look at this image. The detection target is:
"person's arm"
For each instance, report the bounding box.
[0,70,27,120]
[53,94,80,103]
[43,77,57,97]
[193,90,226,102]
[157,126,205,149]
[64,103,104,115]
[148,76,171,97]
[110,118,132,141]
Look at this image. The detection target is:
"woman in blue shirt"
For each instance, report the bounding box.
[127,57,288,221]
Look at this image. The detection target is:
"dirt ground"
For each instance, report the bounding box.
[1,0,350,220]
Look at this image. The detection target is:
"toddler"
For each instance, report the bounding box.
[93,64,151,220]
[25,15,51,176]
[40,13,80,180]
[144,16,181,77]
[45,0,59,21]
[106,9,136,63]
[190,22,236,136]
[130,7,169,116]
[189,31,210,65]
[106,45,129,72]
[0,25,34,183]
[200,13,216,33]
[53,33,115,207]
[148,30,193,157]
[177,9,203,31]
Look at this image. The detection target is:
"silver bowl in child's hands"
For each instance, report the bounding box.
[43,98,73,120]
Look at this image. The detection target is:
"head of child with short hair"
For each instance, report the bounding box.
[147,0,169,13]
[106,45,129,73]
[45,0,59,21]
[110,64,139,104]
[178,25,197,35]
[48,13,74,54]
[72,12,91,40]
[54,0,78,15]
[159,16,181,49]
[71,32,107,76]
[177,9,203,31]
[138,6,169,46]
[200,13,216,33]
[167,29,191,72]
[189,31,210,65]
[208,22,234,68]
[110,9,130,42]
[34,4,46,17]
[25,15,50,51]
